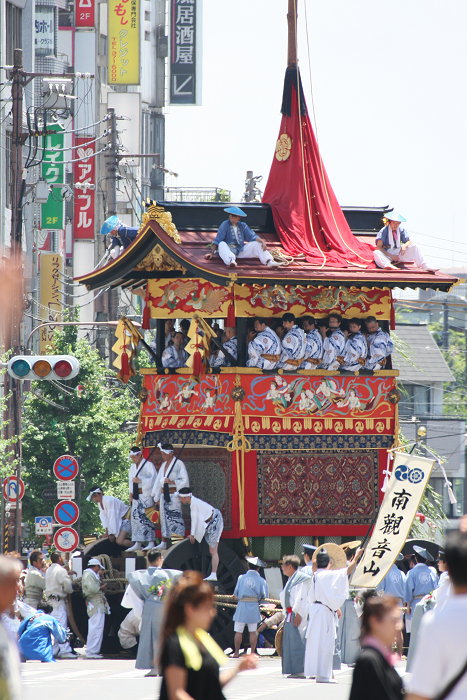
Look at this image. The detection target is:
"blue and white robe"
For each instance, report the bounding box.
[212,219,257,255]
[404,563,438,632]
[300,329,323,369]
[365,329,394,370]
[233,570,269,625]
[279,325,307,370]
[247,327,282,370]
[376,564,406,600]
[211,337,237,367]
[341,331,368,371]
[320,329,346,370]
[161,345,189,369]
[151,458,189,538]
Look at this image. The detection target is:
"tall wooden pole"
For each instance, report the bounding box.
[287,0,298,67]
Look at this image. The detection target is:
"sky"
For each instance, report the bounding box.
[165,0,467,272]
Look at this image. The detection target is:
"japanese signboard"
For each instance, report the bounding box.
[350,452,435,587]
[35,6,55,57]
[35,516,53,536]
[40,253,63,354]
[41,188,64,231]
[75,0,95,27]
[170,0,197,104]
[57,481,76,500]
[73,137,95,239]
[42,124,64,186]
[108,0,140,85]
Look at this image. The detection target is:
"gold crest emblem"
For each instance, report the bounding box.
[275,133,292,162]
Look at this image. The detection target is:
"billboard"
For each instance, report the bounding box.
[73,137,95,240]
[40,253,63,354]
[108,0,140,85]
[75,0,95,27]
[170,0,198,104]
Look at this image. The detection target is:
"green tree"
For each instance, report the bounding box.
[21,319,139,539]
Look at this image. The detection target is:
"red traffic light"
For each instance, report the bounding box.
[54,359,73,377]
[7,355,80,381]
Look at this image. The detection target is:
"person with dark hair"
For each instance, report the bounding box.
[404,545,438,635]
[299,317,323,369]
[349,593,404,700]
[231,557,269,658]
[434,549,451,610]
[340,318,368,372]
[44,552,76,659]
[280,554,311,678]
[87,486,132,548]
[376,553,406,656]
[319,313,346,370]
[23,550,45,609]
[247,318,281,370]
[0,556,23,699]
[178,489,223,582]
[18,608,68,663]
[162,331,189,368]
[151,444,189,551]
[211,327,237,367]
[364,317,394,370]
[304,547,362,682]
[406,529,467,700]
[278,313,307,370]
[158,571,256,700]
[127,446,157,552]
[127,550,182,675]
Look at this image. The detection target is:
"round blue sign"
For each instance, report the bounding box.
[54,500,79,526]
[53,455,79,481]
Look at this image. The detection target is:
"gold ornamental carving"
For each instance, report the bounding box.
[275,133,292,162]
[138,202,182,245]
[135,244,186,273]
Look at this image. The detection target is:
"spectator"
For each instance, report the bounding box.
[0,555,23,699]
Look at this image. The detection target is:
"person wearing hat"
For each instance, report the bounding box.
[205,207,277,268]
[127,446,157,552]
[374,212,434,272]
[231,557,269,658]
[304,546,362,682]
[177,488,224,582]
[82,558,110,659]
[434,550,451,610]
[100,215,139,260]
[303,544,317,569]
[151,444,189,551]
[404,545,438,636]
[376,554,406,657]
[87,486,132,548]
[364,316,394,371]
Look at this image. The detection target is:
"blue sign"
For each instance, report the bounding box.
[54,500,79,526]
[53,455,79,481]
[35,516,53,535]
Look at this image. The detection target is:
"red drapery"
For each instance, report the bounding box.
[263,69,375,268]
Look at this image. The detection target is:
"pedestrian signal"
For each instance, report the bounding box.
[7,355,79,381]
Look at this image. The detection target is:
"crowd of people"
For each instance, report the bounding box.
[155,312,394,373]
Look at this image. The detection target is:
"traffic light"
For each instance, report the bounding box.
[7,355,80,381]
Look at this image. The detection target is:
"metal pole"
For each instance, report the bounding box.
[442,302,449,350]
[107,108,118,216]
[287,0,298,68]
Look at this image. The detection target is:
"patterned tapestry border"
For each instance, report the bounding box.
[257,450,379,526]
[143,430,393,451]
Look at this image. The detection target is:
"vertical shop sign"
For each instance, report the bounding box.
[40,253,63,354]
[170,0,196,104]
[75,0,95,27]
[108,0,140,85]
[73,138,95,239]
[42,124,64,186]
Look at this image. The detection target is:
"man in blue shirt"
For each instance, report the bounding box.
[232,557,269,658]
[19,609,67,662]
[205,207,277,268]
[374,211,434,272]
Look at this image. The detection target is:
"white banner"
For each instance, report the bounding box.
[350,452,435,588]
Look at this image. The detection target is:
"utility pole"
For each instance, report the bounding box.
[106,108,118,216]
[442,302,449,350]
[287,0,298,68]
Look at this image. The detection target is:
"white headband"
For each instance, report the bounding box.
[87,487,103,502]
[176,491,192,498]
[157,442,174,455]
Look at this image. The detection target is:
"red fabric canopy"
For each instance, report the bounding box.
[263,69,375,268]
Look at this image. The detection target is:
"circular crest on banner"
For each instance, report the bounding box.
[53,455,79,481]
[275,133,292,162]
[54,500,79,526]
[54,526,79,553]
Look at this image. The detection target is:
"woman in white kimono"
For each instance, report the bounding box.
[127,446,157,552]
[151,443,189,550]
[304,547,362,682]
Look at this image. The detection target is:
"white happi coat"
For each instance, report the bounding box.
[365,328,394,370]
[300,329,323,369]
[319,328,346,370]
[247,327,282,370]
[341,331,368,371]
[98,494,129,536]
[211,337,237,367]
[151,457,189,538]
[279,325,307,370]
[129,460,157,505]
[304,568,349,680]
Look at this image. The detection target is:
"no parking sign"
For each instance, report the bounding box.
[54,500,79,526]
[53,455,79,481]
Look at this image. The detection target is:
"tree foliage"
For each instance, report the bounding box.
[0,352,18,479]
[21,318,139,538]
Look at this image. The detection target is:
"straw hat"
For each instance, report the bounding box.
[312,543,347,570]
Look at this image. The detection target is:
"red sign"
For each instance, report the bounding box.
[53,455,79,481]
[73,137,95,239]
[54,526,79,552]
[75,0,95,27]
[3,477,25,503]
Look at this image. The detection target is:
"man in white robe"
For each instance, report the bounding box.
[87,486,132,547]
[178,488,224,582]
[364,317,394,371]
[278,313,307,370]
[44,551,76,659]
[299,317,323,369]
[319,313,346,370]
[280,554,310,678]
[151,443,189,550]
[340,318,368,372]
[247,318,282,370]
[127,446,157,552]
[304,547,362,682]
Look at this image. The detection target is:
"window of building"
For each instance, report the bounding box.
[6,2,22,65]
[430,477,464,518]
[399,383,431,418]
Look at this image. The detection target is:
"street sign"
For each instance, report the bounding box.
[54,526,79,552]
[3,477,25,503]
[35,516,53,535]
[57,481,75,500]
[42,483,57,500]
[53,455,79,481]
[54,500,79,527]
